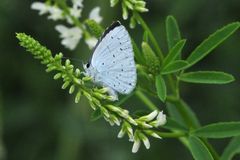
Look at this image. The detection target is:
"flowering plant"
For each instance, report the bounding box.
[16,0,240,158]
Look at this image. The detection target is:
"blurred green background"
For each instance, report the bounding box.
[0,0,240,159]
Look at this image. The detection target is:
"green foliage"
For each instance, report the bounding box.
[162,39,186,67]
[16,0,240,158]
[179,71,235,84]
[188,136,214,160]
[193,122,240,138]
[221,136,240,160]
[166,15,181,51]
[186,22,240,67]
[162,117,188,132]
[167,98,201,129]
[155,75,166,102]
[161,60,189,75]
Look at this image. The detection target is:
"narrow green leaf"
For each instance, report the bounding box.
[155,75,167,102]
[166,15,181,50]
[161,60,189,75]
[167,98,201,129]
[193,122,240,138]
[163,39,186,67]
[179,71,235,84]
[187,22,240,66]
[162,117,188,132]
[221,136,240,160]
[90,108,102,121]
[189,136,214,160]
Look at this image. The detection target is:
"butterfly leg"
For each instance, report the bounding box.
[106,87,118,101]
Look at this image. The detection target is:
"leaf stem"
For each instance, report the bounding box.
[133,12,164,62]
[135,90,158,110]
[155,131,186,138]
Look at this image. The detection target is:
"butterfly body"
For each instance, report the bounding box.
[84,21,137,100]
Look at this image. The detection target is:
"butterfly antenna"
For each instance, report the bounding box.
[61,56,83,64]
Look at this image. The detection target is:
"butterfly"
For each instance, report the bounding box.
[83,21,137,101]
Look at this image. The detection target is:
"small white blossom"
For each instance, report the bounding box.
[70,0,83,19]
[156,111,167,126]
[142,137,150,149]
[48,6,64,21]
[117,128,125,138]
[31,2,49,15]
[132,139,141,153]
[85,37,98,49]
[139,110,158,121]
[150,132,162,139]
[72,0,83,8]
[55,25,82,50]
[89,7,103,23]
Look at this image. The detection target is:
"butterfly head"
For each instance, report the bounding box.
[83,61,97,79]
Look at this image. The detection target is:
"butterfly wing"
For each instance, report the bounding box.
[91,22,136,94]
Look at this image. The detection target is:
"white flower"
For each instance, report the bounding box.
[55,25,82,50]
[31,2,49,15]
[48,6,64,21]
[89,7,102,23]
[72,0,83,8]
[85,37,98,49]
[156,111,167,126]
[70,0,83,19]
[150,132,162,139]
[138,110,158,121]
[117,128,125,138]
[132,139,141,153]
[142,137,150,149]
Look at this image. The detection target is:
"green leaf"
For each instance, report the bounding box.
[166,15,181,51]
[162,117,188,132]
[187,22,240,66]
[189,136,214,160]
[161,60,189,75]
[155,75,167,102]
[167,98,201,129]
[221,136,240,160]
[90,108,102,121]
[193,122,240,138]
[163,39,186,67]
[179,71,235,84]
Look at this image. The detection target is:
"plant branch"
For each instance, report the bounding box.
[135,90,158,110]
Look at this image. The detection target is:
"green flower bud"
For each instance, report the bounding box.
[110,0,119,7]
[75,91,81,103]
[85,19,104,38]
[62,81,70,89]
[142,42,161,75]
[69,85,75,94]
[122,3,128,20]
[53,73,62,80]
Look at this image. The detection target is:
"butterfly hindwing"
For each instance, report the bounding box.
[91,22,136,94]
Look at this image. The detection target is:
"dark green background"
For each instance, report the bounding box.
[0,0,240,159]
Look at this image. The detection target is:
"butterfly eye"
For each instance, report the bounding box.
[86,62,90,68]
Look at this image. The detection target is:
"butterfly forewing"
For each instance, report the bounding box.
[91,22,136,94]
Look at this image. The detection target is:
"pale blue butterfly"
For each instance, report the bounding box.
[83,21,137,100]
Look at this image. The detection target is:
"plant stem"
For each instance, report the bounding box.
[135,90,158,110]
[134,12,164,62]
[56,0,90,38]
[155,131,186,138]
